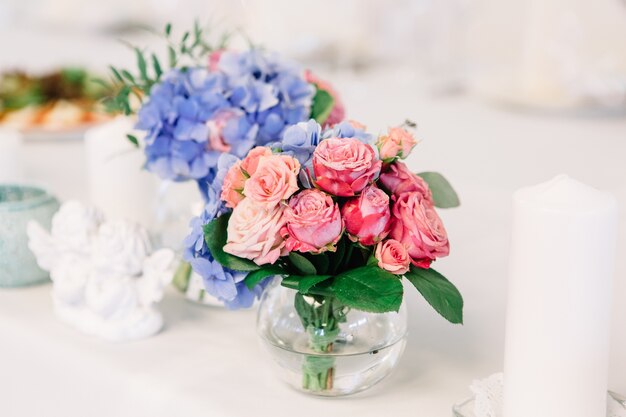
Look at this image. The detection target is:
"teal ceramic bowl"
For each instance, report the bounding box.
[0,185,59,287]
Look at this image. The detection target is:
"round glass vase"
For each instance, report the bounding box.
[257,278,408,397]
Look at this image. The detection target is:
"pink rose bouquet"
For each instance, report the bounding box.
[201,119,461,393]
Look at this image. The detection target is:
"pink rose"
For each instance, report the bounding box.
[313,138,381,197]
[243,154,300,208]
[282,189,343,253]
[379,161,433,204]
[221,147,273,209]
[206,110,238,153]
[208,49,224,72]
[390,192,449,268]
[305,70,345,128]
[223,198,288,265]
[376,127,418,161]
[375,239,410,275]
[341,185,391,246]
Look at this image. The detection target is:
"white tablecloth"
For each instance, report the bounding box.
[1,30,625,416]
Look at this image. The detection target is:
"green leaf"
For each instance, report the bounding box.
[417,172,460,208]
[308,253,330,275]
[121,70,135,84]
[135,48,148,82]
[297,275,332,294]
[168,46,177,68]
[126,134,139,147]
[172,261,192,292]
[331,266,403,313]
[288,252,317,275]
[366,254,378,267]
[151,53,163,79]
[404,266,463,324]
[244,266,285,290]
[203,214,260,272]
[109,66,124,82]
[310,88,335,125]
[165,23,172,36]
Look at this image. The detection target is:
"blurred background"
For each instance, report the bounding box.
[1,0,625,408]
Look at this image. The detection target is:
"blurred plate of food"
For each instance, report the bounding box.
[0,68,114,140]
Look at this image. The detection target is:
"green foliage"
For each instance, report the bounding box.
[98,21,227,133]
[418,172,460,208]
[297,275,333,294]
[203,213,259,272]
[307,253,330,275]
[244,266,286,290]
[404,266,464,324]
[310,88,334,125]
[288,252,317,275]
[330,266,404,313]
[126,134,139,147]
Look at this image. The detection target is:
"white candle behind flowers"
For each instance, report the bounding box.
[85,117,159,229]
[0,129,23,183]
[504,175,618,417]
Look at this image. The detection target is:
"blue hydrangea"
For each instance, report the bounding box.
[270,119,321,166]
[324,120,373,144]
[135,49,316,189]
[182,201,265,309]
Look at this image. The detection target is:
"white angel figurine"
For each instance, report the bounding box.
[27,201,174,342]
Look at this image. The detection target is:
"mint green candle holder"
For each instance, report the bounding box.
[0,185,59,287]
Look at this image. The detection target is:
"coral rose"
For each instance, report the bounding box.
[220,147,273,208]
[282,189,343,253]
[390,192,449,268]
[223,198,288,266]
[341,185,391,246]
[312,137,381,197]
[376,126,418,161]
[379,161,433,204]
[243,154,300,208]
[375,239,411,275]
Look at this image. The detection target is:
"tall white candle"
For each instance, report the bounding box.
[84,117,159,227]
[503,175,618,417]
[0,129,23,183]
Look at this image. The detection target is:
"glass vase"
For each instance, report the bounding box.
[257,278,407,396]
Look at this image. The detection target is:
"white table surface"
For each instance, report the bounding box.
[2,28,626,417]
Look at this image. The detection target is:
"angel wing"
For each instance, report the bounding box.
[136,248,176,306]
[26,221,60,272]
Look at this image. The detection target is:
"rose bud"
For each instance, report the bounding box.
[390,191,449,268]
[243,154,300,208]
[375,239,411,275]
[379,161,433,204]
[341,185,391,246]
[313,137,381,197]
[282,189,343,254]
[376,126,418,161]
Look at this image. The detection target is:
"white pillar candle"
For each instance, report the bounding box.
[0,129,23,183]
[85,117,158,228]
[503,175,618,417]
